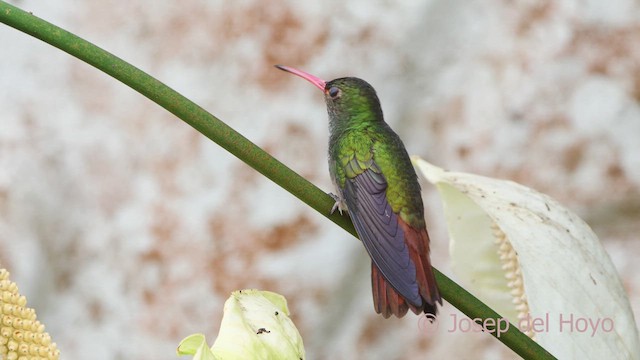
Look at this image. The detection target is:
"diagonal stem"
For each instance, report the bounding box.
[0,2,555,359]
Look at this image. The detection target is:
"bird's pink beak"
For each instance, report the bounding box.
[275,65,327,91]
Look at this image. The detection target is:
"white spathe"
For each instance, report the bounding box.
[412,157,640,359]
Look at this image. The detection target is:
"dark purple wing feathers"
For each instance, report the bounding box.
[343,168,422,307]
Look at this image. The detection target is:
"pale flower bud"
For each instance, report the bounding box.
[177,289,304,360]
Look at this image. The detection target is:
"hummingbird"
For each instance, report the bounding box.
[275,65,442,318]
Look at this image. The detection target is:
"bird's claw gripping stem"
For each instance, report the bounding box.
[329,192,346,215]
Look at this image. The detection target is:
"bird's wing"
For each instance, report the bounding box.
[341,155,422,307]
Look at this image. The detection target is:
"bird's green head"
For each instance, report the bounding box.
[323,77,383,123]
[275,65,383,127]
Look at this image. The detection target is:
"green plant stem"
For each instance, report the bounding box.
[0,2,555,359]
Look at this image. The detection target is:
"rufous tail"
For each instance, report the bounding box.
[371,220,441,318]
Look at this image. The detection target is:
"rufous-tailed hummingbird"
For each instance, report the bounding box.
[275,65,442,318]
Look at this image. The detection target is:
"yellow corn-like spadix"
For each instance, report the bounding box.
[1,269,60,360]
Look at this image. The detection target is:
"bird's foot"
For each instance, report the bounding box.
[329,193,346,215]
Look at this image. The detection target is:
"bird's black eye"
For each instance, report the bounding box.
[328,86,341,99]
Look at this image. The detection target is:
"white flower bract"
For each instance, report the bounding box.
[412,157,640,359]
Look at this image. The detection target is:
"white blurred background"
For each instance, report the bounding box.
[1,0,639,358]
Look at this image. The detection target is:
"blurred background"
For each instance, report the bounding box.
[1,0,639,358]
